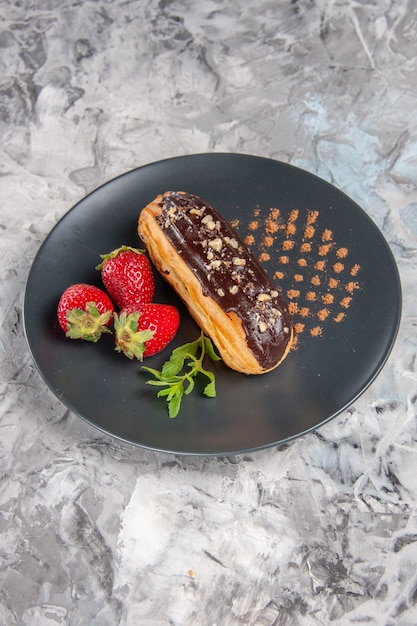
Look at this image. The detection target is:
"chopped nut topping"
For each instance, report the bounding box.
[202,214,216,230]
[217,288,225,297]
[257,293,271,302]
[270,290,278,298]
[208,237,222,252]
[190,208,203,216]
[232,257,246,266]
[224,236,239,249]
[229,285,239,295]
[258,321,267,333]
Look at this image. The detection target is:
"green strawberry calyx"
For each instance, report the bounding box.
[95,245,145,270]
[65,302,113,342]
[114,311,154,361]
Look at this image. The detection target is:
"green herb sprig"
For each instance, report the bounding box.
[142,332,221,418]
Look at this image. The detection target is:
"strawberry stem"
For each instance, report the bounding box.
[95,245,145,270]
[65,302,113,342]
[114,311,154,360]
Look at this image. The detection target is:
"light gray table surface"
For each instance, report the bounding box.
[1,1,416,624]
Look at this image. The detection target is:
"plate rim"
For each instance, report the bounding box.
[23,152,403,455]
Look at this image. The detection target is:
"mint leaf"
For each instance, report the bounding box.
[203,379,216,398]
[168,390,183,419]
[142,331,221,418]
[161,353,187,378]
[203,336,222,362]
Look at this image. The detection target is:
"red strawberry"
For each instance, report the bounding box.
[114,303,180,360]
[57,283,114,342]
[96,245,155,309]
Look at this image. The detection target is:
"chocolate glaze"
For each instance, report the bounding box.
[156,191,292,370]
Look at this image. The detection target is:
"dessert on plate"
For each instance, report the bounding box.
[138,191,293,375]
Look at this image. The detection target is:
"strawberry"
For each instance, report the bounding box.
[114,303,180,360]
[57,283,114,341]
[96,245,155,309]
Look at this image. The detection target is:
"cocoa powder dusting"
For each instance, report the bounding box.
[307,210,319,224]
[322,293,334,304]
[317,308,330,321]
[239,203,362,343]
[310,326,323,337]
[318,243,332,256]
[345,281,360,294]
[266,219,280,234]
[287,289,301,299]
[262,235,274,247]
[340,297,352,309]
[336,247,349,258]
[303,225,315,239]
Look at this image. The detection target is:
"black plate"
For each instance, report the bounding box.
[23,153,401,455]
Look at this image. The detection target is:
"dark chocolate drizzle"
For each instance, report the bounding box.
[157,191,292,369]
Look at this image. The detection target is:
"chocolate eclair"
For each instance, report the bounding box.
[138,191,293,374]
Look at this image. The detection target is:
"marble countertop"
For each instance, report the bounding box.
[1,1,417,624]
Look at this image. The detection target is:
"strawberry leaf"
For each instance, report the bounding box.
[95,245,145,270]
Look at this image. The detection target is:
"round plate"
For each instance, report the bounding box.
[24,153,402,455]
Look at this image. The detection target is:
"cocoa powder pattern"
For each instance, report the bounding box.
[235,206,362,347]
